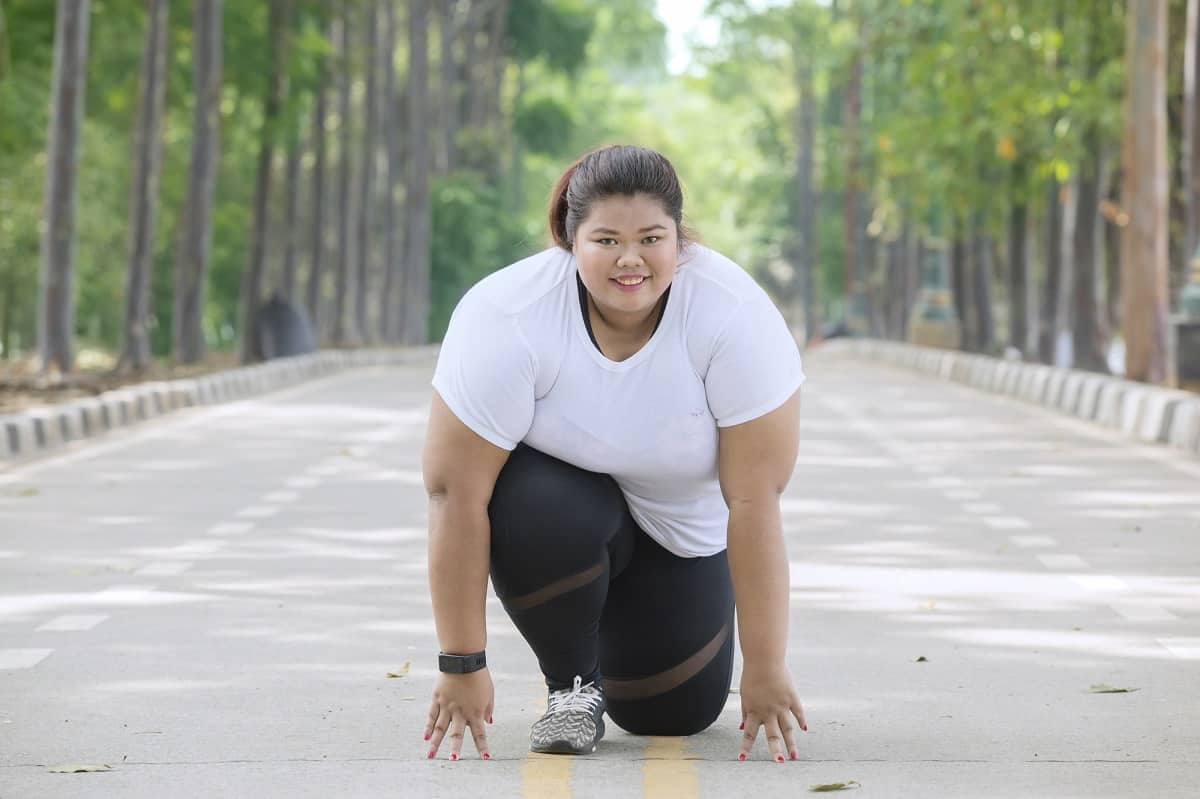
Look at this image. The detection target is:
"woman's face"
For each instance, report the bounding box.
[573,193,679,324]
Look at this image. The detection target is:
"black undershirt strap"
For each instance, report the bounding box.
[576,272,670,355]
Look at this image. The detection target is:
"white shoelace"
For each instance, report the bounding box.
[548,675,603,714]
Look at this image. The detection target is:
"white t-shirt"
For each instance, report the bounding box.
[431,244,805,557]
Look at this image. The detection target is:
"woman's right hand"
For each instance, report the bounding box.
[424,669,495,761]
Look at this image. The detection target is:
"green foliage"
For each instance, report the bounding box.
[514,95,575,157]
[507,0,593,75]
[429,172,531,341]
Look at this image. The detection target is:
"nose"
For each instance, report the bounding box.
[617,245,644,268]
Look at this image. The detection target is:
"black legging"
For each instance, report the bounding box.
[488,444,735,736]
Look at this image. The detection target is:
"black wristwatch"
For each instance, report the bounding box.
[438,650,487,674]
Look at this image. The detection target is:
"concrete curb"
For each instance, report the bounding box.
[0,347,439,463]
[821,339,1200,458]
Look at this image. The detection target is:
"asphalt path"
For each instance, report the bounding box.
[1,352,1198,798]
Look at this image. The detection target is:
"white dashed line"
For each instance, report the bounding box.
[208,521,255,536]
[1111,604,1180,622]
[1070,575,1130,591]
[262,490,300,504]
[962,502,1003,514]
[36,614,109,632]
[1157,638,1200,659]
[236,506,279,519]
[135,561,196,577]
[983,516,1032,530]
[1009,535,1058,548]
[0,649,54,669]
[285,476,321,489]
[1036,554,1090,570]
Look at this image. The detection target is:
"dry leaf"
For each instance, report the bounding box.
[49,764,112,773]
[918,600,937,611]
[810,780,861,792]
[1089,684,1138,694]
[913,656,928,663]
[386,661,412,679]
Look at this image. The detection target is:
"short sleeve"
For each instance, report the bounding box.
[704,295,806,427]
[431,290,536,450]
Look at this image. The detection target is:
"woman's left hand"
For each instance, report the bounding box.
[737,660,807,762]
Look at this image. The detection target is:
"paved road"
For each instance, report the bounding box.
[1,353,1198,798]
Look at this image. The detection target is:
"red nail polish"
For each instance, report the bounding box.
[802,725,808,732]
[790,751,797,760]
[449,753,458,761]
[776,755,785,763]
[483,753,491,760]
[738,753,746,761]
[426,751,434,759]
[488,717,494,724]
[423,733,430,741]
[739,722,745,730]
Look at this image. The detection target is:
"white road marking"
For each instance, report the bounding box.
[1071,575,1130,591]
[1036,554,1090,570]
[983,516,1032,530]
[236,506,279,519]
[962,502,1003,514]
[172,540,224,555]
[1111,604,1179,622]
[262,491,300,504]
[36,614,109,632]
[208,521,255,536]
[285,476,321,489]
[1157,638,1200,659]
[0,649,54,669]
[135,561,195,577]
[1010,535,1058,548]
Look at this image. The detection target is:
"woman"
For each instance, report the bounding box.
[422,145,807,763]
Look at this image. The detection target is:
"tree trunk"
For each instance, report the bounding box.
[438,0,457,173]
[971,215,995,354]
[1072,125,1109,373]
[841,36,863,316]
[950,215,972,351]
[403,0,432,344]
[355,1,377,344]
[305,66,328,335]
[239,0,289,363]
[1038,179,1063,364]
[1008,197,1029,356]
[280,133,302,303]
[1185,0,1200,260]
[39,0,92,375]
[1121,2,1170,383]
[119,0,168,372]
[174,0,221,365]
[796,54,818,343]
[332,4,355,345]
[380,0,402,342]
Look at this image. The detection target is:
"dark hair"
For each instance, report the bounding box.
[547,145,693,251]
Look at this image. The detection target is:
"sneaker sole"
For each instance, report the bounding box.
[530,717,606,756]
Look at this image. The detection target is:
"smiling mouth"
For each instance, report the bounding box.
[612,275,647,286]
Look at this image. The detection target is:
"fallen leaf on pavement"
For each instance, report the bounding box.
[1089,684,1138,694]
[386,661,412,679]
[810,780,861,792]
[918,600,936,611]
[48,764,112,773]
[17,487,39,497]
[913,656,928,662]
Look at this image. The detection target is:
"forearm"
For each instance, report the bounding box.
[726,501,790,665]
[427,495,491,654]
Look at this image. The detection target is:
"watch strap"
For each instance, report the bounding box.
[438,650,487,674]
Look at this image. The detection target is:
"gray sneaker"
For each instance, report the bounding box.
[529,675,606,755]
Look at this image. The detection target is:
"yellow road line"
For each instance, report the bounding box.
[521,753,574,799]
[644,737,699,799]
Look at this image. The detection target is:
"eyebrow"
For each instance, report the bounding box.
[590,225,668,235]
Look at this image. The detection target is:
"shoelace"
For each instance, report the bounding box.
[548,675,603,714]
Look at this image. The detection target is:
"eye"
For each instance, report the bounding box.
[643,236,661,245]
[596,238,617,246]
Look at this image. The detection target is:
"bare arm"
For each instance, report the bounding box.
[718,390,801,666]
[422,391,511,654]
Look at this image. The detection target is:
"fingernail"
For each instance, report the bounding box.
[426,751,434,759]
[739,722,744,730]
[488,717,494,724]
[790,751,798,760]
[423,733,430,741]
[483,753,491,760]
[449,753,458,761]
[738,753,746,762]
[802,725,808,732]
[776,755,785,763]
